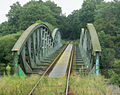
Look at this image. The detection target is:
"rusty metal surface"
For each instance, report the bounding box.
[87,23,101,53]
[65,45,74,95]
[49,44,73,77]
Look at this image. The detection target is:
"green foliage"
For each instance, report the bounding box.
[0,0,62,36]
[0,31,23,65]
[65,0,97,39]
[98,31,115,68]
[114,59,120,67]
[94,2,120,36]
[61,40,67,44]
[108,60,120,85]
[36,20,55,32]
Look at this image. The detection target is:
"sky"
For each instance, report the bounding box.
[0,0,113,24]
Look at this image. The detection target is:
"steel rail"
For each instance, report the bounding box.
[28,43,69,95]
[65,45,75,95]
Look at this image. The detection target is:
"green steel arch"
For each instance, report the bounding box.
[52,28,62,48]
[12,23,62,76]
[79,23,101,76]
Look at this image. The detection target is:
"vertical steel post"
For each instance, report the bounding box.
[40,28,43,59]
[96,52,99,75]
[14,52,19,75]
[43,30,46,57]
[37,29,40,59]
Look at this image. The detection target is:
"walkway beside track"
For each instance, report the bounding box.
[49,44,73,77]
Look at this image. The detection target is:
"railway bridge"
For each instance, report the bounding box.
[12,22,101,77]
[9,22,102,94]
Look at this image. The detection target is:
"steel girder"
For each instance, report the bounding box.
[12,23,62,76]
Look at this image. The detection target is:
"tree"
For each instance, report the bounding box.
[108,60,120,85]
[0,31,22,64]
[0,1,63,35]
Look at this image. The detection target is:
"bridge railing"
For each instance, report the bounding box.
[12,23,62,76]
[79,23,101,75]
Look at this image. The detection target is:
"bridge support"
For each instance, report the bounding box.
[14,53,18,75]
[14,53,25,76]
[96,52,99,75]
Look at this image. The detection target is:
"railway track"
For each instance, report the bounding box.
[29,45,65,75]
[75,45,87,73]
[65,44,75,95]
[29,43,75,95]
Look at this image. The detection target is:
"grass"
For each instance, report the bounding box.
[34,76,66,95]
[0,75,66,95]
[61,40,67,44]
[69,74,110,95]
[0,75,39,95]
[0,74,110,95]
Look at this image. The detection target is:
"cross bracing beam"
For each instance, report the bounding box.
[12,23,62,76]
[79,23,101,75]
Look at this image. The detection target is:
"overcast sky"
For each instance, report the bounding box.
[0,0,113,24]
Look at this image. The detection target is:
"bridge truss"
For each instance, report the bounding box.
[12,23,62,76]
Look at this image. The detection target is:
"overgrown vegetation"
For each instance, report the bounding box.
[61,40,67,44]
[0,74,109,95]
[36,20,55,32]
[70,74,110,95]
[0,75,66,95]
[0,31,23,75]
[108,60,120,85]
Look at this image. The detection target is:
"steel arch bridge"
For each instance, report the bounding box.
[12,23,62,76]
[12,22,101,76]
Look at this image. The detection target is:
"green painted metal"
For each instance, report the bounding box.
[13,53,18,75]
[79,23,101,75]
[96,52,99,75]
[90,65,95,77]
[87,23,101,55]
[18,66,25,77]
[12,23,63,76]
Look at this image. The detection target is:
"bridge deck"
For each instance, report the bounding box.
[49,44,73,77]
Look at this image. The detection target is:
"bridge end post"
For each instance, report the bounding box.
[13,52,19,75]
[95,52,99,75]
[13,52,25,77]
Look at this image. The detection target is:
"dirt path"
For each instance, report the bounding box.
[106,82,120,95]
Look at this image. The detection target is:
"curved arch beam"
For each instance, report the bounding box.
[52,28,62,50]
[87,23,101,55]
[12,23,53,54]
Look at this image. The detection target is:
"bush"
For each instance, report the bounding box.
[108,59,120,86]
